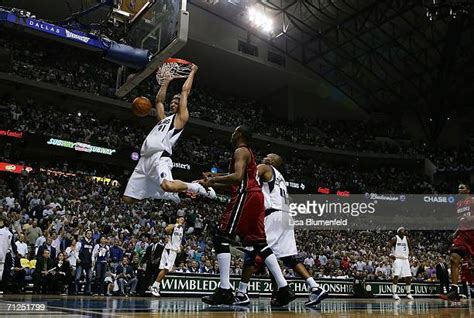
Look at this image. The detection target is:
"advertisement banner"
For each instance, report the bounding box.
[159,274,440,297]
[0,130,23,138]
[286,194,464,230]
[46,138,116,155]
[0,162,32,174]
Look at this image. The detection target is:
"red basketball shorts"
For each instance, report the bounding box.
[218,190,266,246]
[451,230,474,257]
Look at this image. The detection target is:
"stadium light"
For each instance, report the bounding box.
[247,6,273,33]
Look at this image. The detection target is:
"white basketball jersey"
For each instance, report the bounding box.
[140,114,183,157]
[0,227,12,262]
[393,235,409,259]
[262,166,288,212]
[165,224,183,252]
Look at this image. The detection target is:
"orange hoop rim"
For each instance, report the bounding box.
[164,58,192,65]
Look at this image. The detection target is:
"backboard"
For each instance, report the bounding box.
[115,0,188,97]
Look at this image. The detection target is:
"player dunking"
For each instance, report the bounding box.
[123,64,215,204]
[150,215,184,296]
[389,227,413,300]
[442,183,474,301]
[234,153,327,307]
[200,126,295,306]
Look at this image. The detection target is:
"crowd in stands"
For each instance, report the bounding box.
[0,167,453,295]
[3,28,472,166]
[2,99,446,194]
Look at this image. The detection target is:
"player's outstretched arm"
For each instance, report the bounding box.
[206,147,250,186]
[199,172,231,190]
[202,172,229,178]
[175,64,198,129]
[155,77,171,122]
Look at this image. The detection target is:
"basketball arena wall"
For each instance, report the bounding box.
[158,273,441,298]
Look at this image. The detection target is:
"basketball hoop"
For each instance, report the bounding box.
[156,58,193,85]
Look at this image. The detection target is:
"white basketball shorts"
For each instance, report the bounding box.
[159,248,178,271]
[124,154,176,201]
[264,210,298,258]
[392,258,411,278]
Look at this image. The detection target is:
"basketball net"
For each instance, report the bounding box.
[156,58,192,85]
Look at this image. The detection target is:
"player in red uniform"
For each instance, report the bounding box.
[444,183,474,301]
[200,125,295,306]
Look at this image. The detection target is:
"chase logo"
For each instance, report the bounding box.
[424,196,453,203]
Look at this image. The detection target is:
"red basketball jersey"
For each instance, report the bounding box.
[456,196,474,230]
[229,145,261,197]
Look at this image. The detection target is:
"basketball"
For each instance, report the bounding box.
[132,96,152,117]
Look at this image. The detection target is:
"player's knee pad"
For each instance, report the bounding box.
[213,236,230,254]
[256,245,273,260]
[281,256,299,269]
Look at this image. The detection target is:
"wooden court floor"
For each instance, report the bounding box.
[0,295,471,317]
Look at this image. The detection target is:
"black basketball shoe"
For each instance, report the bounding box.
[270,285,297,307]
[446,286,461,302]
[305,287,328,307]
[202,287,234,305]
[233,291,250,305]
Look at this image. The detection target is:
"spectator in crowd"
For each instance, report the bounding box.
[92,236,110,295]
[199,260,214,274]
[304,254,315,268]
[25,220,42,247]
[33,249,55,294]
[76,230,94,295]
[37,236,57,260]
[65,239,80,272]
[116,256,138,296]
[109,239,124,270]
[53,251,72,295]
[15,233,28,257]
[411,260,426,280]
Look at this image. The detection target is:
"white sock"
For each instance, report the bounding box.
[264,254,287,288]
[392,284,398,294]
[185,182,201,193]
[406,285,411,294]
[306,277,319,290]
[238,282,248,294]
[217,253,231,289]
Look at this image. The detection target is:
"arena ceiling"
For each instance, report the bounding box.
[190,0,474,139]
[2,0,474,139]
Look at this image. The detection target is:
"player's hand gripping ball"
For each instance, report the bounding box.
[132,96,152,117]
